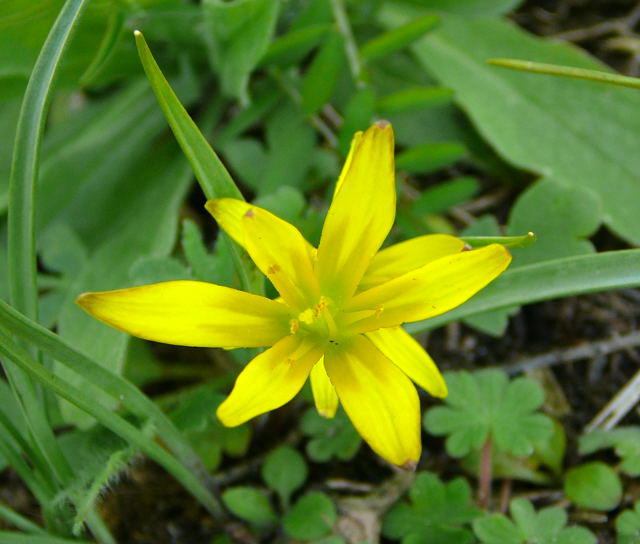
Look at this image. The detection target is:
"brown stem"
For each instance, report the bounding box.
[478,434,493,509]
[499,479,512,513]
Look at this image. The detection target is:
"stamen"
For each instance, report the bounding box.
[289,319,299,334]
[267,264,281,275]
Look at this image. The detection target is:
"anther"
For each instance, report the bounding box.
[289,319,299,334]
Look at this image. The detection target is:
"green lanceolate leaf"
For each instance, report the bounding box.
[424,370,553,457]
[134,31,258,295]
[302,30,345,114]
[407,250,640,333]
[361,14,439,62]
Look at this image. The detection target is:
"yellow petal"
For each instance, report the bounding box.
[316,122,396,305]
[324,335,421,466]
[345,244,511,333]
[310,358,338,418]
[333,130,363,196]
[77,280,290,348]
[366,327,447,398]
[242,205,319,310]
[360,234,466,291]
[205,198,252,247]
[217,335,323,426]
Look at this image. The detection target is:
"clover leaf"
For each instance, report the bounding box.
[564,462,622,511]
[580,427,640,477]
[301,408,361,462]
[473,498,596,544]
[382,472,480,544]
[261,445,307,509]
[616,501,640,544]
[424,370,554,457]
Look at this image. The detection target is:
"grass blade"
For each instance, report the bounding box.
[5,0,90,490]
[0,297,217,502]
[0,329,225,520]
[0,503,48,535]
[408,250,640,333]
[134,30,260,293]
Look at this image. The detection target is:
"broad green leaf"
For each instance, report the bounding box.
[361,14,439,62]
[301,408,361,462]
[253,186,306,224]
[564,462,622,511]
[424,370,553,457]
[382,472,478,543]
[422,0,524,16]
[580,428,640,477]
[261,446,308,508]
[407,250,640,334]
[302,30,345,114]
[414,176,478,216]
[129,256,191,285]
[616,502,640,544]
[507,178,601,266]
[55,140,193,426]
[222,487,277,526]
[381,7,640,244]
[396,142,466,174]
[202,0,279,104]
[283,492,336,540]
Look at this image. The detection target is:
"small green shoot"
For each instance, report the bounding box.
[564,462,622,511]
[261,445,308,510]
[382,472,480,544]
[616,501,640,544]
[580,427,640,476]
[473,498,596,544]
[424,370,554,458]
[300,408,361,462]
[283,492,337,540]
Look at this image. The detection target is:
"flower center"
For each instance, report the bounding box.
[289,295,342,343]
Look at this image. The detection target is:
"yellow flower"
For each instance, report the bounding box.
[77,122,511,467]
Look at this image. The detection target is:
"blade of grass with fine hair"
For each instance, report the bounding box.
[5,0,90,491]
[0,297,214,492]
[133,30,259,294]
[0,329,225,520]
[0,502,48,535]
[408,250,640,333]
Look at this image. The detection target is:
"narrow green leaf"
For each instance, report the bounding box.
[134,31,241,202]
[462,232,536,249]
[134,30,258,294]
[488,58,640,90]
[0,532,92,544]
[0,297,217,507]
[79,10,125,87]
[376,86,453,115]
[361,14,439,61]
[259,23,331,68]
[0,502,47,535]
[407,250,640,334]
[6,0,90,492]
[0,328,224,519]
[302,30,345,114]
[396,142,466,173]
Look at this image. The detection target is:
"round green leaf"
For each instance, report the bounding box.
[222,486,277,525]
[564,462,622,511]
[261,445,307,506]
[283,492,337,540]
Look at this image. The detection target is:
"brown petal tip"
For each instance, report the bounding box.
[374,119,391,129]
[401,460,418,472]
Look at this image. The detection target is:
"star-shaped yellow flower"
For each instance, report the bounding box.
[77,122,511,467]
